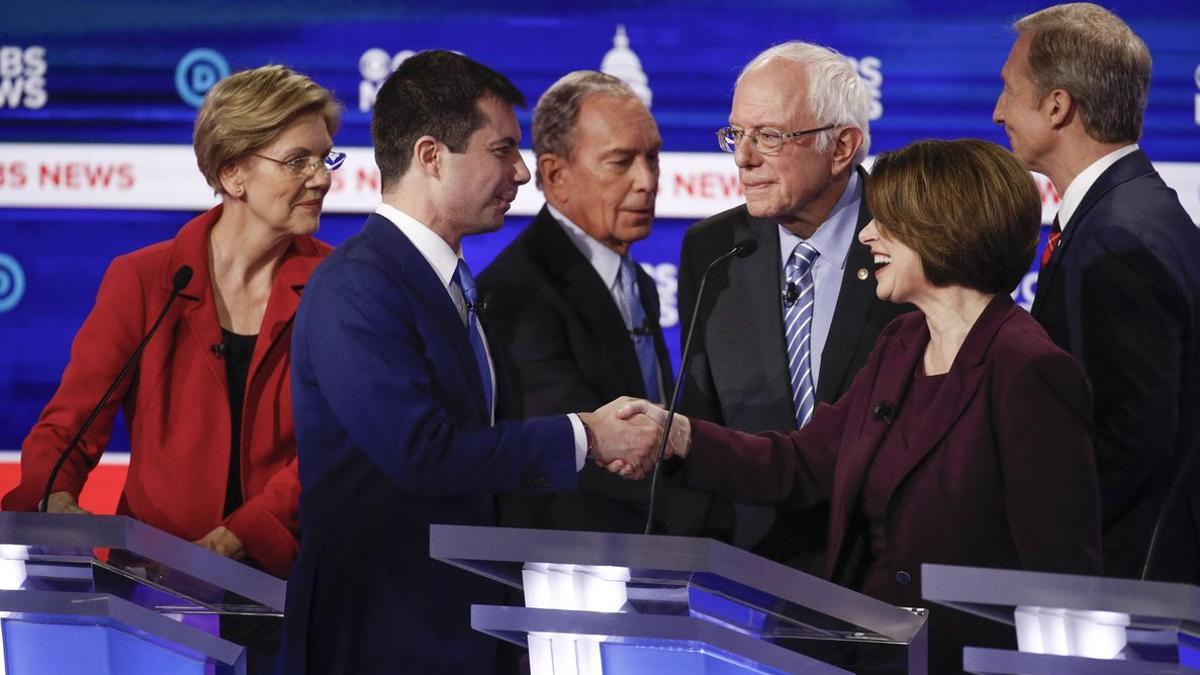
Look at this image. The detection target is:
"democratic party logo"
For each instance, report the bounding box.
[0,45,47,110]
[0,253,26,313]
[176,48,230,108]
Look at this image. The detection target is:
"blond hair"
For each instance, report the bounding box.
[193,64,341,194]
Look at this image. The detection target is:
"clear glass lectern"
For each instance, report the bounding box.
[0,512,287,675]
[431,524,928,675]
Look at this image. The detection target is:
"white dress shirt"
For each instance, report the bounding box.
[375,204,588,470]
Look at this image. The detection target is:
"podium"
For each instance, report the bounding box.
[922,563,1200,674]
[430,525,928,674]
[0,512,287,675]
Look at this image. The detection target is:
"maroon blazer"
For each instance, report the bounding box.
[686,295,1103,607]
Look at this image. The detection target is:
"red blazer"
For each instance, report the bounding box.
[3,206,331,578]
[686,295,1103,607]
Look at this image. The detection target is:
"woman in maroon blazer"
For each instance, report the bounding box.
[629,139,1102,670]
[3,65,342,579]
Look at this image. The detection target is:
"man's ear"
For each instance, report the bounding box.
[412,136,442,178]
[829,126,864,175]
[1043,89,1075,130]
[539,153,569,203]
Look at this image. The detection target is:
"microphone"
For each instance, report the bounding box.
[211,343,226,357]
[466,292,492,316]
[643,239,758,535]
[872,400,896,425]
[38,265,193,513]
[783,282,799,306]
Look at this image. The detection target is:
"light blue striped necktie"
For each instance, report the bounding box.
[619,256,662,403]
[783,242,820,428]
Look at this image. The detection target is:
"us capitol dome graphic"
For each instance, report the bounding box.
[601,25,652,108]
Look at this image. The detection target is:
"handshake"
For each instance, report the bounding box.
[576,397,692,480]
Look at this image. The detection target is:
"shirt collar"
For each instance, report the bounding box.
[547,203,623,290]
[1056,144,1139,231]
[778,169,861,269]
[375,203,462,290]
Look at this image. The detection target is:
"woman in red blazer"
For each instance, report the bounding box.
[628,139,1102,671]
[3,65,342,580]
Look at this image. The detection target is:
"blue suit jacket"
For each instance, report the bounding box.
[281,213,576,674]
[1032,149,1200,582]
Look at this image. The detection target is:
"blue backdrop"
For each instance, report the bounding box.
[2,0,1198,450]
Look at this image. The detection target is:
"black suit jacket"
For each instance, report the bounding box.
[1032,149,1200,583]
[678,168,911,560]
[478,206,716,535]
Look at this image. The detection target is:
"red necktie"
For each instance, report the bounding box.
[1041,216,1062,269]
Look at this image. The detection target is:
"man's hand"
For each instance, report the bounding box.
[579,396,662,480]
[44,491,91,514]
[194,526,246,561]
[599,399,693,477]
[619,398,691,459]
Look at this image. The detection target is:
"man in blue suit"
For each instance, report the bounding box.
[995,3,1200,583]
[282,51,662,674]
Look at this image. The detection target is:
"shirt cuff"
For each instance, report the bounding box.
[567,412,587,472]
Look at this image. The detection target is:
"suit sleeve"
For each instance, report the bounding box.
[677,228,724,424]
[1077,226,1186,526]
[223,459,300,578]
[300,260,577,496]
[995,349,1102,575]
[2,257,145,510]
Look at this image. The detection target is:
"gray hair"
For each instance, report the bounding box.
[532,70,640,188]
[738,41,872,164]
[1015,3,1150,144]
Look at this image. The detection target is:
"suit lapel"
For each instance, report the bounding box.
[636,264,672,403]
[165,209,228,396]
[1032,150,1155,318]
[364,214,488,418]
[533,209,647,397]
[727,214,794,421]
[817,170,878,403]
[826,318,922,567]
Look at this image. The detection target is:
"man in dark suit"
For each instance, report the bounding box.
[282,51,661,675]
[679,42,909,563]
[994,3,1200,583]
[479,71,716,536]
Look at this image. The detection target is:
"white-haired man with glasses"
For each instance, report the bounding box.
[678,42,909,570]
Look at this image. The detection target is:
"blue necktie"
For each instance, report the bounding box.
[619,257,662,403]
[783,242,819,428]
[454,259,493,421]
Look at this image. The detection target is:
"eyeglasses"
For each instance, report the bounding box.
[716,125,835,155]
[254,150,347,178]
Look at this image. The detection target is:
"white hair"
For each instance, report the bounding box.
[738,41,872,164]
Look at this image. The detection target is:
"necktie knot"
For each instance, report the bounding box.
[786,242,819,283]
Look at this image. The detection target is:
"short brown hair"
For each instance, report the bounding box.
[866,139,1040,295]
[193,64,342,194]
[1015,3,1150,144]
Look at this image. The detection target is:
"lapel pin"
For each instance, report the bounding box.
[857,268,869,281]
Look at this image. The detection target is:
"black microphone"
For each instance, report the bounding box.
[643,239,758,535]
[211,343,226,357]
[872,400,896,425]
[467,292,492,316]
[38,265,193,513]
[783,282,799,306]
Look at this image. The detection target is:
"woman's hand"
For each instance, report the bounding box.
[44,491,91,514]
[194,526,246,561]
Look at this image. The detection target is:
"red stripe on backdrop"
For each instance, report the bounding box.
[0,458,128,514]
